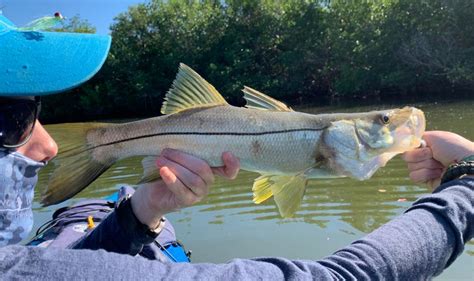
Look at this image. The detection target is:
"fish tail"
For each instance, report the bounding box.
[41,123,116,206]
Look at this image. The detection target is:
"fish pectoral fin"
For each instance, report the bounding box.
[138,156,162,184]
[160,63,229,115]
[252,174,307,218]
[242,86,293,112]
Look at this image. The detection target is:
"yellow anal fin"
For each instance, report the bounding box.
[252,174,307,218]
[252,176,274,204]
[242,86,293,112]
[161,63,228,115]
[138,156,161,184]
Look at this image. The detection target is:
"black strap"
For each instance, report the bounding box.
[441,161,474,184]
[115,197,160,245]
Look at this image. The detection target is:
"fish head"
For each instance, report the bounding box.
[354,106,425,157]
[322,107,425,180]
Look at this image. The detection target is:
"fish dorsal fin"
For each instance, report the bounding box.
[161,63,228,115]
[242,86,293,112]
[252,174,307,218]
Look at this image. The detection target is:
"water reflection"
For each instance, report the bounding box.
[34,100,473,280]
[184,159,423,233]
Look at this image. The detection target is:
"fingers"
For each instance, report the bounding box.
[403,146,444,186]
[160,149,214,186]
[407,158,444,171]
[402,147,433,163]
[159,166,203,206]
[157,150,213,198]
[408,168,444,184]
[212,152,240,179]
[158,149,239,199]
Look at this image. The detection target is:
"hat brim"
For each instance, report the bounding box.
[0,29,111,96]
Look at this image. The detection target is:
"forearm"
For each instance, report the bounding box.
[71,185,163,255]
[3,179,471,280]
[318,177,473,280]
[71,210,145,255]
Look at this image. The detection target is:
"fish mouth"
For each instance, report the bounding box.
[353,107,425,178]
[390,107,426,152]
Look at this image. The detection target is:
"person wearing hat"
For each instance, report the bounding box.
[0,13,240,253]
[1,13,473,280]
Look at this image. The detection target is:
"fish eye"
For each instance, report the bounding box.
[380,114,390,124]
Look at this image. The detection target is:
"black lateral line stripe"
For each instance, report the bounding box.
[89,128,324,151]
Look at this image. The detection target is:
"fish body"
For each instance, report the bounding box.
[44,64,425,217]
[92,106,323,175]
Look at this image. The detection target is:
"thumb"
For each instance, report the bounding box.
[423,131,474,166]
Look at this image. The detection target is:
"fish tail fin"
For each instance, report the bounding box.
[252,174,308,218]
[41,123,116,206]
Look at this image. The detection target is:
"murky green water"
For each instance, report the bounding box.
[33,100,473,280]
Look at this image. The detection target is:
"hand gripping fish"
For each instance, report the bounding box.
[43,64,425,217]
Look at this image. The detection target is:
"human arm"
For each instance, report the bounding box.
[19,131,472,278]
[317,177,473,280]
[13,132,474,279]
[4,178,473,280]
[72,150,240,254]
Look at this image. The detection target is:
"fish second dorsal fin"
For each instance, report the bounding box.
[242,86,293,112]
[161,63,228,115]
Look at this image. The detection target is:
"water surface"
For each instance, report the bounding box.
[34,100,473,280]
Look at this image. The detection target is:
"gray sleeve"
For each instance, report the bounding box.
[1,178,472,280]
[71,210,146,255]
[317,177,473,280]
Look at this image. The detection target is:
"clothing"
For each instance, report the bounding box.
[70,186,175,259]
[27,186,184,262]
[0,178,472,280]
[0,150,44,246]
[0,14,111,96]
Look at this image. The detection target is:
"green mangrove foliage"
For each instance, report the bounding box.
[41,0,474,123]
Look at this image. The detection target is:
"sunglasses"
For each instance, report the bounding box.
[0,97,41,148]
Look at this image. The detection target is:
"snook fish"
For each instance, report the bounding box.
[43,64,426,217]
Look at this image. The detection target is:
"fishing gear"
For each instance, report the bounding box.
[17,12,64,31]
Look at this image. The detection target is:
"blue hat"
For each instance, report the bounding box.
[0,14,111,96]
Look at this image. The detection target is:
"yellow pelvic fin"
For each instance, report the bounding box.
[161,63,228,115]
[242,86,293,112]
[252,174,307,218]
[138,156,162,184]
